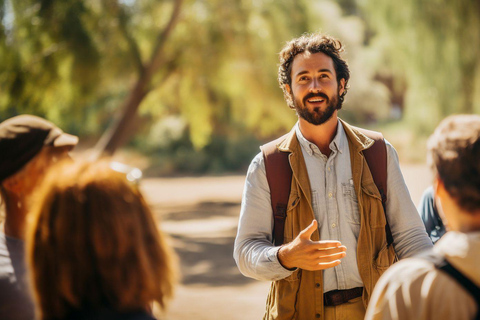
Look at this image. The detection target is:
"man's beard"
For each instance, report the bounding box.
[293,90,340,126]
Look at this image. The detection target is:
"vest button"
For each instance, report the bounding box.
[316,313,321,318]
[315,283,320,288]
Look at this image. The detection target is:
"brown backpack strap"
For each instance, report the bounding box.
[356,128,393,247]
[261,134,292,246]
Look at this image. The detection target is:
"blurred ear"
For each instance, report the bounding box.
[433,176,446,198]
[284,84,292,95]
[433,176,450,226]
[339,78,345,96]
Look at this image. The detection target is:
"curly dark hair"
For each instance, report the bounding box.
[278,33,350,109]
[428,114,480,213]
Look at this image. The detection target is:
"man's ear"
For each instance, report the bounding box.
[433,176,446,198]
[339,78,345,96]
[284,84,292,95]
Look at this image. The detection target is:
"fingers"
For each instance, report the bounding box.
[315,260,342,270]
[318,251,347,262]
[304,254,346,271]
[311,241,343,250]
[317,245,347,255]
[298,220,318,240]
[301,246,347,271]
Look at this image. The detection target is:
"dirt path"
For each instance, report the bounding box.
[140,164,432,320]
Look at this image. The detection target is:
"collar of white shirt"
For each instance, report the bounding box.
[294,120,346,157]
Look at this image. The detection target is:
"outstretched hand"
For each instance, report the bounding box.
[277,220,347,271]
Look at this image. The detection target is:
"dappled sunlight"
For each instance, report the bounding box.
[2,0,478,319]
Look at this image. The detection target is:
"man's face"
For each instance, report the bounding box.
[286,52,345,126]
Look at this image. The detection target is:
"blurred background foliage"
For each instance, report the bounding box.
[1,0,479,174]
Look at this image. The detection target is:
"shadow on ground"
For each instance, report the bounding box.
[151,201,258,288]
[152,201,240,221]
[171,232,257,287]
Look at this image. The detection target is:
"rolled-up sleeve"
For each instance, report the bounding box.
[385,141,433,258]
[233,152,294,281]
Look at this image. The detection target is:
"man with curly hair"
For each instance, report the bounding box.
[366,115,480,320]
[234,33,432,320]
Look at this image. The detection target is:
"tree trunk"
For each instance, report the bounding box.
[93,0,183,158]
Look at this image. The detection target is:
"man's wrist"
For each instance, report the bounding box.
[277,244,296,271]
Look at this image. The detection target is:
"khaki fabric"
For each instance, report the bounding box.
[324,296,366,320]
[263,120,396,320]
[365,231,480,320]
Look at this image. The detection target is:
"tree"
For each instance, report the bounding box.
[1,0,310,154]
[362,0,480,131]
[1,0,393,168]
[93,0,182,156]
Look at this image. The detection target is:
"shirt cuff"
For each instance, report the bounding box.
[266,246,297,279]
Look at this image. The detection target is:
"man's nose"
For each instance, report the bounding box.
[309,78,321,93]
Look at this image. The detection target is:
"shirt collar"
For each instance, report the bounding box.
[294,120,346,156]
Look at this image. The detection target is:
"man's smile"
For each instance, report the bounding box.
[307,97,325,104]
[303,93,329,107]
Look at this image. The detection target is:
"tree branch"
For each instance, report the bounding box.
[103,0,144,74]
[117,6,144,74]
[92,0,183,157]
[146,0,183,77]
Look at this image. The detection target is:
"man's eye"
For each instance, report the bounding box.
[320,74,329,79]
[299,76,309,81]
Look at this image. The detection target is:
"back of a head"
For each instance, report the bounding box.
[26,161,177,319]
[427,114,480,213]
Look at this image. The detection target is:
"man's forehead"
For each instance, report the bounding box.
[291,51,335,74]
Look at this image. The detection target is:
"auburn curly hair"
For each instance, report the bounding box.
[278,33,350,109]
[27,160,177,319]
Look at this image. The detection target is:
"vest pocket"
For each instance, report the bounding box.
[361,181,386,228]
[373,243,397,271]
[342,180,361,225]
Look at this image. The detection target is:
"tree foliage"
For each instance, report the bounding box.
[1,0,402,172]
[363,0,480,132]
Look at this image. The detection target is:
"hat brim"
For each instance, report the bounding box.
[53,133,79,148]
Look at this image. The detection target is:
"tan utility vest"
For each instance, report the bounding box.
[263,120,396,320]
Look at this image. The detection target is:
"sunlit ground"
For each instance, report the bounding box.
[141,163,432,320]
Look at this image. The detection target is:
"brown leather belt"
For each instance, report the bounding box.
[323,287,363,307]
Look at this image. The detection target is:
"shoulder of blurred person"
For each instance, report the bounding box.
[0,232,35,320]
[365,231,480,320]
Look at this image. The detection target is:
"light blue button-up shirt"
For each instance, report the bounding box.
[234,121,433,292]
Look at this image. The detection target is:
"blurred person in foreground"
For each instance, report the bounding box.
[366,114,480,320]
[234,32,432,320]
[0,115,78,320]
[26,160,177,320]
